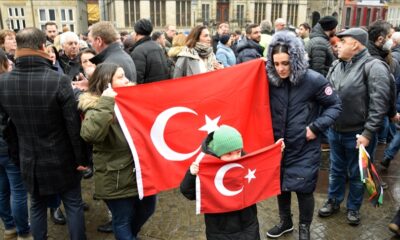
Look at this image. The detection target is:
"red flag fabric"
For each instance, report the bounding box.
[196,142,282,214]
[114,59,274,199]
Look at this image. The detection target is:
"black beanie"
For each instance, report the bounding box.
[134,19,153,36]
[319,16,338,31]
[219,34,231,45]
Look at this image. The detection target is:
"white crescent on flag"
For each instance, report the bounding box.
[214,163,244,196]
[150,107,201,161]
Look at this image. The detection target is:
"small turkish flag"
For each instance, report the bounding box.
[114,59,274,199]
[196,142,282,214]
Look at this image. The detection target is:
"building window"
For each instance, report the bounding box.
[124,0,140,28]
[176,0,191,27]
[236,5,244,28]
[366,8,371,27]
[7,7,26,30]
[150,0,166,27]
[104,0,115,21]
[202,4,210,24]
[345,7,351,27]
[60,9,75,32]
[271,0,283,23]
[39,8,56,30]
[254,2,266,24]
[287,0,299,26]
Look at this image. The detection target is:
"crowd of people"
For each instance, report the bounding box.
[0,15,400,240]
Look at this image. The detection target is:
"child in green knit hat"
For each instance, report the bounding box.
[180,125,261,240]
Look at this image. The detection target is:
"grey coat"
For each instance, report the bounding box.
[173,47,217,78]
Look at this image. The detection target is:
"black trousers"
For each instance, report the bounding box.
[277,191,314,225]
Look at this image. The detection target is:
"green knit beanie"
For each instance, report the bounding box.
[208,125,243,157]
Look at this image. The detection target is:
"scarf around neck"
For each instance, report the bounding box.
[194,42,213,58]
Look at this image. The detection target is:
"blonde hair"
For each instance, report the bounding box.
[172,33,186,47]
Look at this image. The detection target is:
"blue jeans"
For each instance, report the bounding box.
[384,128,400,161]
[378,116,390,143]
[327,129,376,211]
[105,195,156,240]
[0,154,30,235]
[30,182,86,240]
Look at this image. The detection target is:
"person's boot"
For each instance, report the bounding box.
[318,198,340,217]
[266,216,293,238]
[381,157,391,169]
[97,221,113,233]
[299,224,310,240]
[347,210,361,226]
[4,228,17,240]
[50,207,66,225]
[389,209,400,235]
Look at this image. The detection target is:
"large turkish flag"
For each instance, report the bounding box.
[114,59,274,199]
[196,142,282,214]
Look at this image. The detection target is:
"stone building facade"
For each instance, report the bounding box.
[100,0,343,33]
[0,0,87,34]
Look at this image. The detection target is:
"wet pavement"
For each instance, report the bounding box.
[1,144,400,240]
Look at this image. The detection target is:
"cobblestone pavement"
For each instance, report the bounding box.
[1,144,400,240]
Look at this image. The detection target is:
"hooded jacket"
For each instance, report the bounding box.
[267,31,342,193]
[216,42,236,67]
[305,23,336,76]
[236,38,264,64]
[79,93,137,199]
[180,132,260,240]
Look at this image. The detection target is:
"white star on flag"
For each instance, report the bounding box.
[244,169,256,183]
[199,115,221,133]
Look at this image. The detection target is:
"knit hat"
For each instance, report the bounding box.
[219,34,231,45]
[134,18,153,36]
[336,27,368,46]
[319,16,338,31]
[208,125,243,157]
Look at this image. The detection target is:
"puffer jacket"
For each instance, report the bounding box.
[180,132,260,240]
[267,31,342,193]
[236,38,264,64]
[130,36,171,84]
[216,42,236,67]
[327,48,392,139]
[305,23,336,76]
[79,93,137,200]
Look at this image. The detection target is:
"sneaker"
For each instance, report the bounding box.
[50,207,66,225]
[318,199,340,217]
[381,158,391,169]
[4,228,17,240]
[17,233,33,240]
[266,219,293,238]
[381,181,388,190]
[97,221,113,233]
[347,210,360,225]
[389,222,400,235]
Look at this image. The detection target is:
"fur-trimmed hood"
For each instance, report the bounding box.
[78,92,100,112]
[266,31,309,87]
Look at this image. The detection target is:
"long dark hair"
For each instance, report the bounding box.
[0,49,9,74]
[88,63,119,96]
[186,25,207,48]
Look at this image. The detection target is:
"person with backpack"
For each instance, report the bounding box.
[318,28,395,226]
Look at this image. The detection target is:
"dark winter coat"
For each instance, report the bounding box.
[305,23,336,76]
[58,54,81,80]
[0,50,87,195]
[267,31,342,193]
[180,132,260,240]
[236,38,264,64]
[130,36,171,84]
[90,42,137,82]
